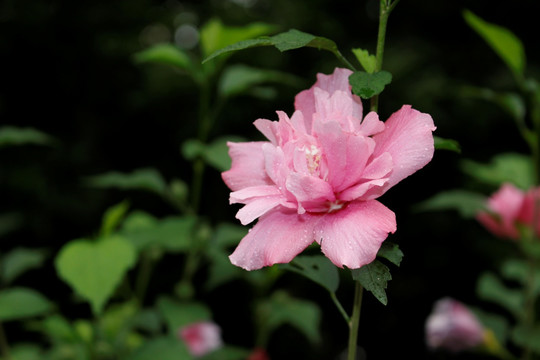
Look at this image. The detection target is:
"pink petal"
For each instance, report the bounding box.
[338,178,388,202]
[372,105,436,193]
[294,68,362,133]
[315,200,396,268]
[229,209,317,270]
[229,185,281,204]
[222,142,273,192]
[358,111,385,136]
[235,196,283,225]
[314,120,373,192]
[285,172,335,212]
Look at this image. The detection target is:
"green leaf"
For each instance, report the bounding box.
[84,168,168,196]
[512,325,540,354]
[203,29,349,67]
[127,337,192,360]
[414,189,486,218]
[6,344,43,360]
[463,10,526,75]
[471,308,509,345]
[133,43,192,70]
[351,48,376,73]
[281,255,339,293]
[100,200,130,237]
[434,136,461,153]
[500,258,540,296]
[200,346,251,360]
[0,287,53,321]
[377,242,403,267]
[351,260,392,305]
[476,272,523,316]
[55,235,137,315]
[100,301,139,340]
[218,65,303,98]
[205,247,244,290]
[182,136,246,172]
[0,247,47,285]
[212,223,248,249]
[200,18,276,58]
[0,126,55,148]
[120,215,198,253]
[257,291,321,344]
[156,296,212,335]
[38,314,78,342]
[460,153,535,190]
[349,71,392,99]
[204,136,245,171]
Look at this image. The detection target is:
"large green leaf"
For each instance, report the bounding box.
[119,214,198,253]
[200,18,276,58]
[0,287,53,321]
[133,43,192,70]
[156,296,211,335]
[463,10,525,76]
[203,29,351,68]
[349,71,392,99]
[351,260,392,305]
[0,247,47,285]
[4,344,43,360]
[0,126,55,148]
[84,168,168,196]
[415,189,486,218]
[281,255,339,293]
[257,291,321,344]
[460,153,535,190]
[55,235,137,315]
[218,65,303,98]
[127,337,192,360]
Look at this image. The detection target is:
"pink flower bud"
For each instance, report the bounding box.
[476,183,540,240]
[247,347,270,360]
[425,297,484,352]
[178,321,223,357]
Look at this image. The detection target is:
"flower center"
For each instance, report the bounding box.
[305,145,321,176]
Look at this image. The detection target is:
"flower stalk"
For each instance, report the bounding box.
[347,2,399,359]
[347,282,364,360]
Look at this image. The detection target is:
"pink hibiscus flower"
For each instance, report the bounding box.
[222,67,436,270]
[425,297,485,352]
[476,183,540,240]
[178,321,223,357]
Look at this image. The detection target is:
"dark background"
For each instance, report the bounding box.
[1,0,538,358]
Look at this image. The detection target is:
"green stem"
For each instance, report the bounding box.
[330,291,351,324]
[370,0,399,113]
[347,282,364,360]
[134,249,157,304]
[0,322,11,360]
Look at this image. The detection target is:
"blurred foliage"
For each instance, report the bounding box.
[1,0,540,359]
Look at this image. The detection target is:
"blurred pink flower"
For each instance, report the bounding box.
[178,321,223,357]
[476,183,540,240]
[425,297,484,352]
[222,67,436,270]
[247,347,270,360]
